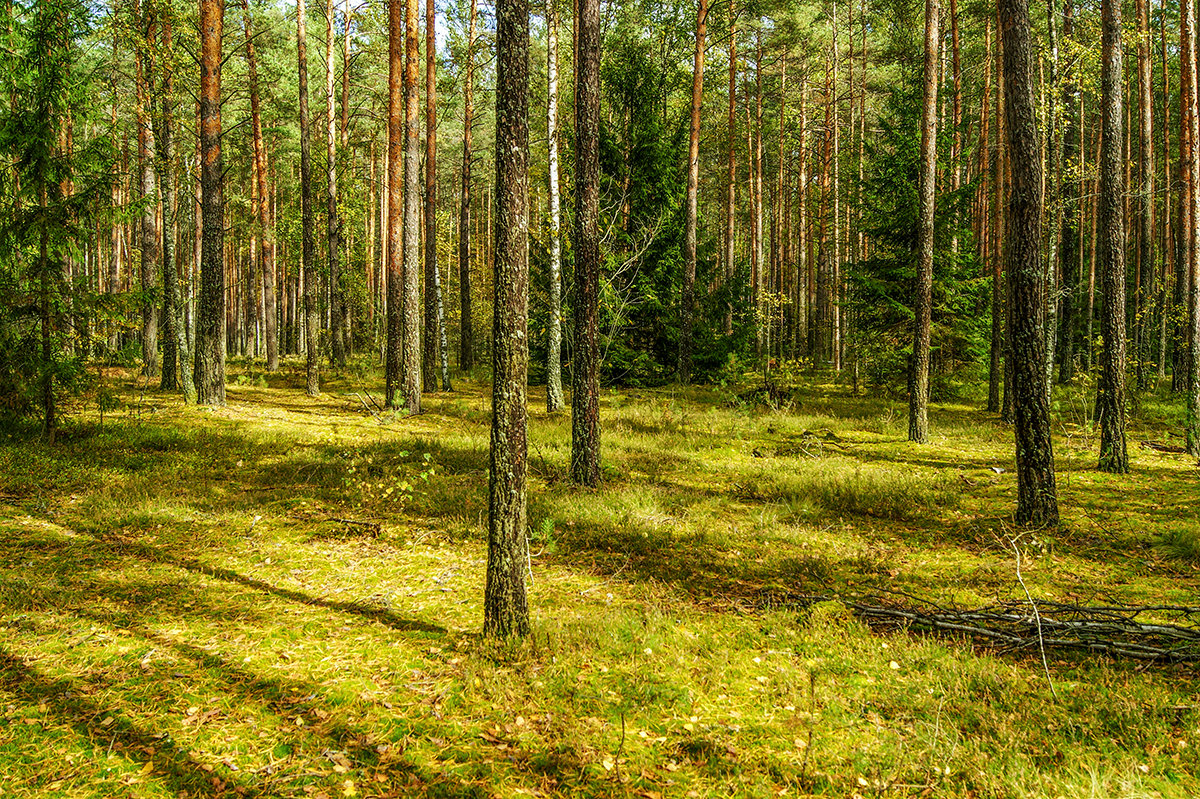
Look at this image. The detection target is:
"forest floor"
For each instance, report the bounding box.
[1,361,1199,798]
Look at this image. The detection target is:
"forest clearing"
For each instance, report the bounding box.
[2,366,1199,798]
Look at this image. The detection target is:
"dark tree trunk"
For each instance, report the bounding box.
[423,0,440,392]
[386,0,404,406]
[680,0,706,383]
[299,0,320,396]
[458,0,477,374]
[484,0,531,638]
[1097,0,1128,473]
[1000,0,1059,524]
[909,0,938,444]
[571,0,601,486]
[194,0,225,406]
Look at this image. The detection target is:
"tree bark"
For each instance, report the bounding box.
[326,0,345,366]
[1134,0,1154,389]
[402,0,421,412]
[571,0,601,486]
[724,10,736,337]
[1057,0,1079,384]
[546,0,564,411]
[1097,0,1128,473]
[458,0,477,373]
[680,0,706,383]
[909,0,938,444]
[386,0,404,406]
[1000,0,1059,524]
[1183,0,1200,454]
[195,0,225,406]
[245,1,278,372]
[485,0,531,638]
[134,4,160,379]
[299,0,320,395]
[423,0,444,391]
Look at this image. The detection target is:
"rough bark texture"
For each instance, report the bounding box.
[545,0,564,412]
[195,0,225,406]
[484,0,531,639]
[680,0,706,383]
[458,0,477,373]
[1098,0,1128,473]
[909,0,938,444]
[1134,0,1154,389]
[571,0,601,487]
[386,0,404,407]
[423,0,442,392]
[1057,0,1079,384]
[299,0,320,396]
[402,0,421,413]
[1000,0,1058,525]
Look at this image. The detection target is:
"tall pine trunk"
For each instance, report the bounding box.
[326,0,345,366]
[386,0,404,406]
[402,0,421,412]
[299,0,320,395]
[680,0,706,383]
[245,3,278,372]
[909,0,938,444]
[546,0,564,411]
[458,0,477,373]
[195,0,225,406]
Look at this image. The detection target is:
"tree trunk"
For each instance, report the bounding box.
[386,0,404,406]
[485,0,531,639]
[1184,0,1200,454]
[1097,0,1128,473]
[571,0,601,486]
[909,0,938,444]
[245,3,278,372]
[1134,0,1154,390]
[326,0,345,366]
[195,0,225,406]
[680,0,706,383]
[724,11,736,337]
[546,0,564,411]
[402,0,421,412]
[1057,0,1079,384]
[1000,0,1058,525]
[458,0,477,374]
[988,21,1004,413]
[298,0,319,395]
[135,5,160,379]
[423,0,444,391]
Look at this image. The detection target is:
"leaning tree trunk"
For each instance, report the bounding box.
[571,0,601,487]
[484,0,531,639]
[1097,0,1128,473]
[1000,0,1059,525]
[195,0,225,406]
[909,0,938,444]
[680,0,706,384]
[299,0,320,396]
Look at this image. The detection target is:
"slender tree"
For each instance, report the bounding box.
[402,0,421,412]
[1184,0,1200,454]
[244,0,278,372]
[195,0,225,406]
[1000,0,1058,524]
[325,0,344,366]
[386,0,404,406]
[571,0,601,486]
[484,0,531,638]
[1057,0,1079,384]
[299,0,319,396]
[909,0,938,444]
[422,0,447,392]
[458,0,477,373]
[724,10,736,336]
[545,0,564,412]
[1097,0,1128,473]
[134,2,160,378]
[680,0,706,383]
[1134,0,1154,388]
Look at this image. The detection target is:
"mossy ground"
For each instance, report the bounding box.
[1,362,1198,798]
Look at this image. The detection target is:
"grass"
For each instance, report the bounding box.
[1,361,1199,798]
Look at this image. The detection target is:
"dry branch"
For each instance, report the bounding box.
[790,592,1200,663]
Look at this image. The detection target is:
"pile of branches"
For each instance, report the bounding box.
[791,591,1200,663]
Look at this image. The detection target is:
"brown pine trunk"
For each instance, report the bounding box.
[571,0,601,487]
[458,0,477,373]
[299,0,320,395]
[680,0,706,383]
[326,0,344,366]
[423,0,444,391]
[244,4,278,372]
[134,4,160,378]
[195,0,225,406]
[724,10,736,336]
[1098,0,1128,472]
[988,21,1003,413]
[1000,0,1059,524]
[485,0,531,639]
[1134,0,1155,388]
[1183,0,1200,453]
[910,0,939,444]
